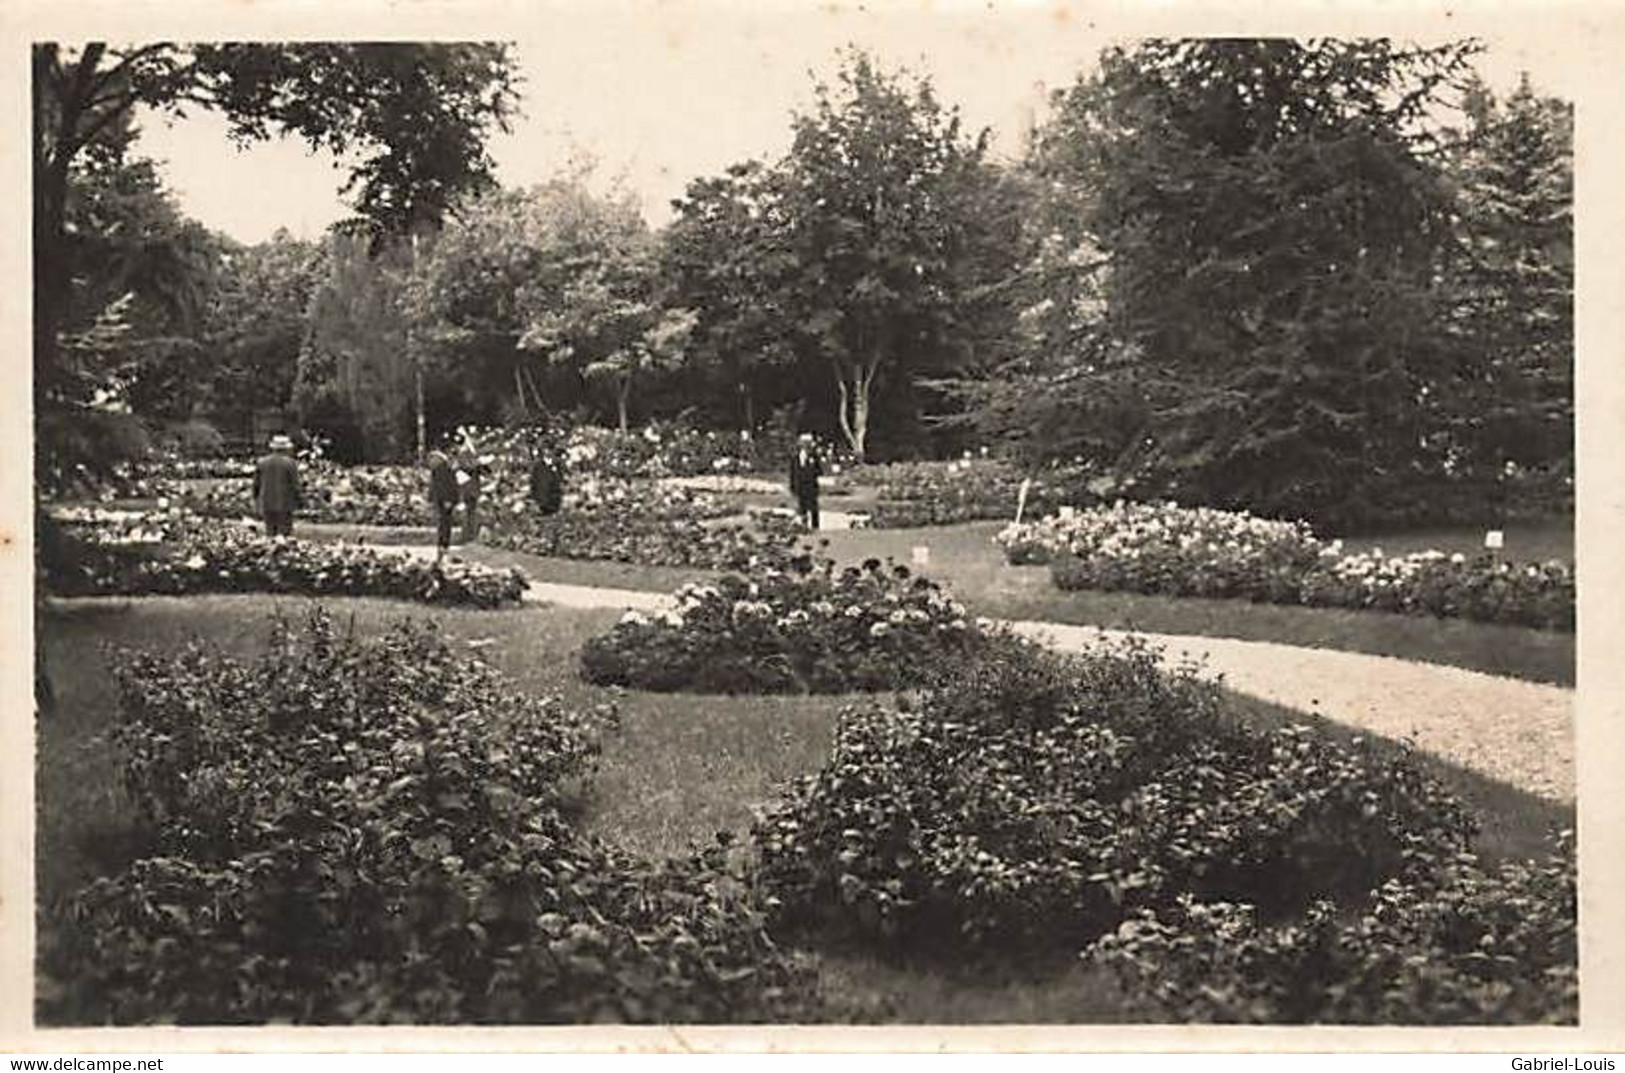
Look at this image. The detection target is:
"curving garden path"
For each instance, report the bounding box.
[390,544,1575,805]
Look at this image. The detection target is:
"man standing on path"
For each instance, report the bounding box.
[253,434,301,538]
[789,432,822,531]
[427,450,460,559]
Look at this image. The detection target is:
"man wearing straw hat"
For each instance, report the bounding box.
[253,433,302,538]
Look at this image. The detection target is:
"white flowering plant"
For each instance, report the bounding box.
[44,511,528,608]
[581,556,987,694]
[1003,501,1573,630]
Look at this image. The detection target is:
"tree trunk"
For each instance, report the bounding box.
[513,363,529,415]
[414,362,426,458]
[409,231,426,458]
[521,365,546,418]
[833,361,874,461]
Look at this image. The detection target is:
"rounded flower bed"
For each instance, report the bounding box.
[1001,501,1573,631]
[579,557,991,694]
[46,520,528,609]
[41,610,837,1024]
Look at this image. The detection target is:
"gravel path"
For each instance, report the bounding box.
[376,544,1583,805]
[1008,621,1573,805]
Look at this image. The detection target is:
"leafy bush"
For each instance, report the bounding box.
[1091,837,1577,1024]
[1015,501,1574,631]
[580,557,991,694]
[752,637,1476,956]
[858,459,1089,528]
[45,519,527,608]
[41,610,840,1025]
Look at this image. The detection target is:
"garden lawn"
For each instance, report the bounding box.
[36,595,1122,1020]
[294,513,1573,685]
[814,521,1575,687]
[38,591,1573,1023]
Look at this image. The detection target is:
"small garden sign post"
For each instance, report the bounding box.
[1014,477,1032,525]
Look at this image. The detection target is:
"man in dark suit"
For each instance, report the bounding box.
[788,432,823,531]
[427,450,460,559]
[253,434,302,537]
[529,447,564,515]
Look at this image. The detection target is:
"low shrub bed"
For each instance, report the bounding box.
[40,610,840,1025]
[45,520,527,609]
[752,639,1477,955]
[858,460,1090,528]
[1004,501,1574,631]
[750,638,1576,1022]
[1092,839,1577,1024]
[579,558,991,694]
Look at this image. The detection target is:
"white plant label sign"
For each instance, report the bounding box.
[911,545,931,566]
[1484,529,1505,550]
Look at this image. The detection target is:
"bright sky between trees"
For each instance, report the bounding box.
[132,7,1581,244]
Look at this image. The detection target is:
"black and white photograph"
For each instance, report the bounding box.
[6,0,1625,1052]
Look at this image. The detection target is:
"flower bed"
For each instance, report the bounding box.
[41,610,836,1024]
[186,458,735,531]
[1005,501,1575,631]
[579,557,992,694]
[1297,549,1575,630]
[1006,501,1323,601]
[46,520,527,609]
[752,638,1479,961]
[857,459,1089,528]
[184,464,428,527]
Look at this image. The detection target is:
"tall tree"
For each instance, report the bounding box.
[1025,38,1480,527]
[664,161,800,430]
[33,42,519,472]
[294,233,416,461]
[1445,73,1573,491]
[402,178,649,426]
[521,233,695,432]
[204,229,327,421]
[64,152,226,421]
[779,50,1015,459]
